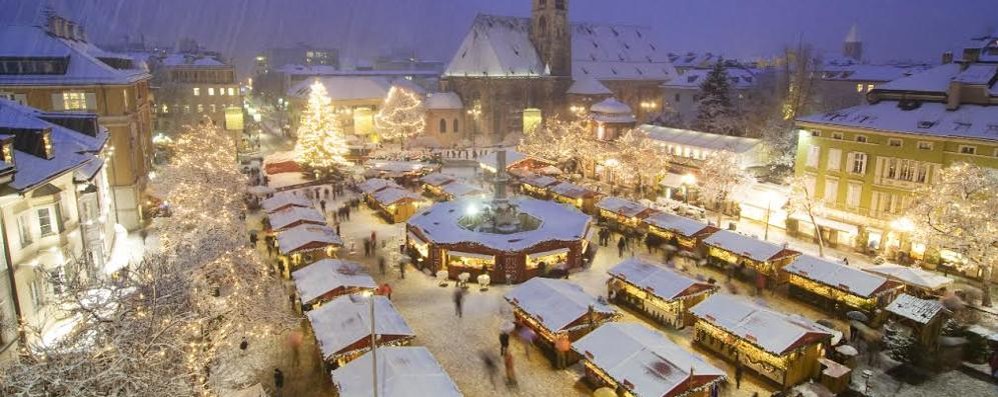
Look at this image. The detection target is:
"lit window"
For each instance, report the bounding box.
[806,145,820,167]
[218,87,225,96]
[887,138,902,147]
[184,105,191,114]
[917,141,933,150]
[193,87,200,96]
[209,104,216,113]
[197,104,204,113]
[228,87,235,96]
[208,88,215,96]
[850,152,868,174]
[959,145,976,155]
[161,104,169,113]
[856,83,864,92]
[61,92,89,110]
[867,84,875,91]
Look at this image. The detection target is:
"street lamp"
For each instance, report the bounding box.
[358,290,378,397]
[763,190,777,241]
[680,173,696,206]
[466,104,482,149]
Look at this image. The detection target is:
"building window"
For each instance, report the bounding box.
[184,105,191,114]
[0,92,27,105]
[887,138,902,147]
[197,104,204,113]
[806,145,820,168]
[17,213,32,248]
[959,145,976,155]
[826,148,842,171]
[208,87,215,96]
[856,83,864,92]
[831,132,843,140]
[674,93,680,103]
[161,104,169,113]
[823,178,839,203]
[219,87,226,96]
[228,87,235,96]
[38,208,54,236]
[61,92,90,110]
[810,130,820,137]
[849,152,867,174]
[29,277,44,311]
[439,118,447,133]
[555,0,565,10]
[453,118,459,133]
[855,135,868,143]
[210,104,217,113]
[867,84,875,91]
[193,87,200,96]
[917,141,933,150]
[846,183,862,208]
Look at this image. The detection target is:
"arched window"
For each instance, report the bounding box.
[439,118,447,133]
[538,16,547,33]
[453,118,460,133]
[555,0,565,10]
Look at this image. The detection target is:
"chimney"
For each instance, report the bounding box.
[39,113,100,137]
[946,81,962,110]
[1,127,54,160]
[65,21,76,40]
[47,15,64,37]
[941,51,953,64]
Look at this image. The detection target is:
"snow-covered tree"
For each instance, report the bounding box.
[613,128,672,198]
[695,60,740,135]
[786,174,826,257]
[759,117,798,178]
[650,105,685,129]
[375,86,425,148]
[697,151,754,225]
[910,163,998,306]
[779,42,821,121]
[519,117,597,173]
[294,80,350,171]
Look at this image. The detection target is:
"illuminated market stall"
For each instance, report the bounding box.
[596,196,657,232]
[292,259,376,310]
[266,206,326,232]
[607,258,717,328]
[690,294,834,388]
[307,294,415,368]
[548,181,601,214]
[420,172,456,197]
[643,212,719,253]
[358,177,401,202]
[370,186,424,223]
[862,264,954,297]
[275,224,343,277]
[260,191,313,213]
[573,323,725,397]
[330,346,462,397]
[439,182,486,201]
[518,172,561,199]
[783,254,903,315]
[702,230,800,284]
[478,149,552,175]
[884,294,948,356]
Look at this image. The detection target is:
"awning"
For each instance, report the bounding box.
[660,173,685,189]
[527,248,570,260]
[447,250,494,261]
[790,213,859,235]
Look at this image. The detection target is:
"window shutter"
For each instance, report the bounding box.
[51,93,65,111]
[846,152,855,173]
[85,93,97,111]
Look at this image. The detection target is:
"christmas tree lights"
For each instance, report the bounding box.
[374,86,425,148]
[294,80,350,171]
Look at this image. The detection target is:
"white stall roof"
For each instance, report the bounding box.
[885,294,945,324]
[372,187,423,206]
[568,76,613,95]
[784,255,891,298]
[703,230,794,262]
[421,172,456,187]
[863,264,953,291]
[597,196,652,218]
[478,150,529,172]
[608,258,712,301]
[268,206,326,231]
[690,294,833,355]
[331,346,462,397]
[574,323,725,397]
[644,212,712,237]
[307,295,414,361]
[261,192,313,213]
[520,173,560,188]
[640,125,761,154]
[277,224,342,253]
[441,182,484,199]
[550,181,596,199]
[504,278,616,332]
[293,259,376,305]
[359,178,400,194]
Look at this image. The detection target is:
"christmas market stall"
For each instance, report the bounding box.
[370,186,424,223]
[439,182,486,201]
[479,149,552,175]
[307,294,415,369]
[330,346,462,397]
[358,178,402,203]
[275,224,343,277]
[863,264,954,298]
[884,294,948,357]
[504,278,618,362]
[573,323,726,397]
[260,191,313,213]
[642,212,719,254]
[702,230,800,286]
[420,172,456,198]
[549,181,601,214]
[689,294,835,388]
[607,258,717,328]
[364,159,437,180]
[783,254,903,315]
[596,196,657,233]
[292,259,376,311]
[266,206,326,232]
[518,172,561,199]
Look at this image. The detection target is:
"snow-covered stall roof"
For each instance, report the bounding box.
[365,160,435,175]
[690,294,834,355]
[863,264,953,291]
[331,346,462,397]
[597,197,654,219]
[573,323,725,397]
[568,76,613,96]
[266,172,312,191]
[268,206,326,231]
[784,255,894,298]
[797,100,998,142]
[478,150,529,172]
[276,224,342,253]
[0,25,150,86]
[885,294,945,324]
[420,172,456,187]
[503,278,616,332]
[519,173,560,189]
[292,259,376,305]
[608,258,714,301]
[408,197,591,252]
[261,192,313,213]
[702,230,797,263]
[286,76,391,102]
[549,181,598,199]
[358,178,401,194]
[591,98,633,114]
[441,182,485,199]
[643,212,714,237]
[307,295,415,361]
[425,92,464,110]
[639,125,761,155]
[372,187,423,206]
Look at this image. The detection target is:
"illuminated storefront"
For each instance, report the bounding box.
[643,212,719,252]
[608,258,717,328]
[783,255,903,314]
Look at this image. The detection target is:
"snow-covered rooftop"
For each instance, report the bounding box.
[567,76,612,95]
[477,149,529,172]
[573,323,725,397]
[408,197,591,252]
[372,187,423,206]
[819,63,927,83]
[519,173,560,189]
[504,278,616,332]
[549,181,598,199]
[307,295,415,361]
[783,255,894,298]
[276,224,342,254]
[596,196,654,219]
[420,172,456,187]
[267,206,326,231]
[590,97,633,114]
[0,25,150,86]
[425,92,464,110]
[287,76,391,102]
[863,264,954,291]
[444,15,544,77]
[885,294,945,324]
[331,346,462,397]
[640,124,762,154]
[160,53,227,67]
[664,67,758,89]
[261,192,313,213]
[441,182,485,199]
[690,294,834,355]
[359,178,401,194]
[643,212,713,237]
[292,259,376,305]
[702,230,795,262]
[608,258,715,301]
[876,63,962,93]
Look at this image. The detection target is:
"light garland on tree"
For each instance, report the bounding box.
[374,86,425,147]
[294,80,350,170]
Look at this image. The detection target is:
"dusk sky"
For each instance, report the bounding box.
[2,0,995,70]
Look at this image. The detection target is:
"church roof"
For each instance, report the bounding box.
[444,15,545,78]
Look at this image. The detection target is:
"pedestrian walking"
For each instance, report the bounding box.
[335,222,341,236]
[480,351,498,389]
[273,368,284,396]
[239,336,248,351]
[140,229,149,245]
[617,236,626,258]
[371,231,377,246]
[381,283,393,300]
[734,362,743,389]
[555,333,571,369]
[453,288,465,318]
[363,239,371,257]
[320,199,327,213]
[503,351,517,387]
[518,327,536,358]
[378,256,387,275]
[499,330,510,355]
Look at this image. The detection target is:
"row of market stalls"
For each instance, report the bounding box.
[260,192,343,278]
[358,178,427,223]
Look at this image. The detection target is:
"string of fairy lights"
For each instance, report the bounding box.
[294,80,351,170]
[374,86,426,146]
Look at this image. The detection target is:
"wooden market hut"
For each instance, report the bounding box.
[549,181,601,214]
[420,172,456,198]
[643,212,719,254]
[330,347,462,397]
[573,323,726,397]
[595,196,657,233]
[863,264,954,298]
[504,278,618,362]
[884,294,948,356]
[702,230,800,284]
[518,173,561,199]
[358,178,401,203]
[275,224,343,277]
[267,206,326,232]
[307,294,415,368]
[783,255,903,315]
[607,258,718,328]
[689,294,834,388]
[261,192,312,213]
[439,182,485,201]
[292,259,377,311]
[479,149,553,175]
[370,187,423,223]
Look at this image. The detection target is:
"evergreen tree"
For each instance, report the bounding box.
[695,60,739,135]
[294,81,349,172]
[375,86,426,148]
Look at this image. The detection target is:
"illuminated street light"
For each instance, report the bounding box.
[681,173,696,205]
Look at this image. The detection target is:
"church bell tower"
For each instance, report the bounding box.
[530,0,572,77]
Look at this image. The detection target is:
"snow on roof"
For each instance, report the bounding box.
[307,295,415,361]
[845,24,860,43]
[567,76,612,95]
[885,294,945,324]
[667,52,724,69]
[372,187,423,205]
[261,192,313,213]
[549,181,598,199]
[643,212,713,237]
[365,160,436,174]
[0,25,150,86]
[408,197,591,252]
[331,346,462,397]
[504,278,616,332]
[276,224,342,253]
[608,258,714,301]
[591,97,633,114]
[784,255,892,298]
[640,124,762,154]
[444,15,544,77]
[597,197,654,219]
[266,172,313,190]
[519,173,560,189]
[573,323,725,397]
[420,172,456,187]
[441,182,485,199]
[268,206,326,231]
[160,53,227,67]
[877,63,961,93]
[863,264,954,291]
[287,76,391,102]
[798,100,998,142]
[690,294,833,355]
[820,63,927,83]
[425,92,464,110]
[954,63,998,84]
[664,67,758,89]
[703,230,794,262]
[359,178,401,194]
[292,259,376,305]
[478,150,528,171]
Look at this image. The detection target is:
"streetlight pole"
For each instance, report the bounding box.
[764,198,773,241]
[367,292,377,397]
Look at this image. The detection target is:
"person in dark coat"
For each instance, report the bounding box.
[273,368,284,394]
[617,236,626,258]
[734,363,743,388]
[499,331,510,356]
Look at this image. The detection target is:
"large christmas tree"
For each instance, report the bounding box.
[294,80,349,170]
[374,86,425,148]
